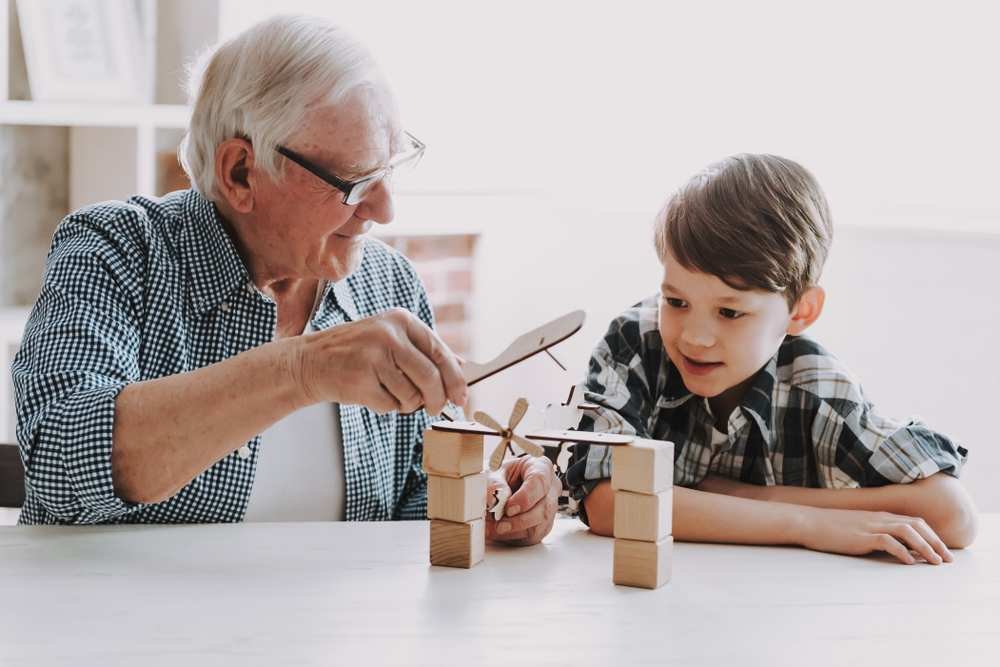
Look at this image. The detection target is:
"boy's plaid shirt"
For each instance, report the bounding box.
[566,296,968,506]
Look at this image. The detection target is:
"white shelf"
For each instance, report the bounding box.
[0,100,189,128]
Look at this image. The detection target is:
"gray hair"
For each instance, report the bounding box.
[179,15,384,199]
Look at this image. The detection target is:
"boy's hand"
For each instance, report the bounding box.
[484,456,560,546]
[800,507,954,565]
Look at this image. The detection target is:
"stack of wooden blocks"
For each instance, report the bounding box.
[422,426,487,568]
[611,439,674,589]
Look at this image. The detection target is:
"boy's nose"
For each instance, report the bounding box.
[681,326,716,349]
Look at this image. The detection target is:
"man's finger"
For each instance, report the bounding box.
[506,459,552,516]
[391,338,447,415]
[375,363,422,413]
[497,499,548,534]
[876,534,915,565]
[404,314,467,407]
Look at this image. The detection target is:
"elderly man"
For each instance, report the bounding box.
[12,15,559,544]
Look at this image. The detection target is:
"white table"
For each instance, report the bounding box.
[1,516,998,666]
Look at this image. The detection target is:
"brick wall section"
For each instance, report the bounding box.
[377,234,479,359]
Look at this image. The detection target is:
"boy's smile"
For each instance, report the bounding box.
[657,250,821,421]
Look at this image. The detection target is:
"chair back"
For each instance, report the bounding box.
[0,443,25,508]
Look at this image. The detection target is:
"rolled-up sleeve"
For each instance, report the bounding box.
[12,217,144,523]
[817,398,968,487]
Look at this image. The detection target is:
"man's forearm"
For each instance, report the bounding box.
[112,337,307,504]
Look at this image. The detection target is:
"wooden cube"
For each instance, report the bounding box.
[422,430,484,478]
[611,438,673,494]
[430,518,485,568]
[427,472,487,522]
[613,536,673,589]
[613,489,672,541]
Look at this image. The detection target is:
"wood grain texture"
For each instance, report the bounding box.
[430,518,485,568]
[611,438,674,494]
[422,429,484,478]
[613,489,671,542]
[613,536,673,590]
[427,472,487,523]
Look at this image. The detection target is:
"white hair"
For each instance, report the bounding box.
[179,14,385,199]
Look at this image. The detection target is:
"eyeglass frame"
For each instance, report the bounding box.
[274,131,425,206]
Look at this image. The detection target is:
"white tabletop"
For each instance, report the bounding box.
[1,516,997,667]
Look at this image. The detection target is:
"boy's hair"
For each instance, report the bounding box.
[654,154,833,308]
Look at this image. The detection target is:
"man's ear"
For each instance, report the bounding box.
[214,138,257,214]
[787,286,825,335]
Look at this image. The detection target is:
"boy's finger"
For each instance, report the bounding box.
[910,519,953,563]
[895,524,941,564]
[876,534,915,565]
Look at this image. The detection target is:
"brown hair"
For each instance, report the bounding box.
[653,154,833,307]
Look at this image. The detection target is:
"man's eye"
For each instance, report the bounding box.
[719,308,744,320]
[663,297,687,308]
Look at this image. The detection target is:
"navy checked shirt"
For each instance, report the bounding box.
[12,189,433,525]
[566,296,968,515]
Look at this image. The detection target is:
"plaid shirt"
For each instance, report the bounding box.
[12,189,432,525]
[566,296,968,508]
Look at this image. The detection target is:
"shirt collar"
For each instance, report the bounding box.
[657,350,778,445]
[739,353,777,445]
[179,190,252,315]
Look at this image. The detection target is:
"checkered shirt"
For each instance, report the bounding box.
[566,296,968,510]
[12,189,433,525]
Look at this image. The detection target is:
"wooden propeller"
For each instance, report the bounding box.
[473,398,545,470]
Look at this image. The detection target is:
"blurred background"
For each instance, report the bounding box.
[1,0,997,513]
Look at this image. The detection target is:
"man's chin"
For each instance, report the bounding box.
[323,248,364,282]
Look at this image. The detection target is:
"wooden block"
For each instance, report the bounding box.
[613,536,673,589]
[611,438,673,493]
[613,489,672,541]
[427,472,487,522]
[422,429,484,478]
[430,518,485,568]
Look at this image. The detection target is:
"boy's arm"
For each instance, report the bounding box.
[583,480,955,564]
[697,473,978,548]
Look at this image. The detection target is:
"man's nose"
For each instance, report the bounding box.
[356,179,394,225]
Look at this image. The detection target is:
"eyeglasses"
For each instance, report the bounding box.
[275,131,425,206]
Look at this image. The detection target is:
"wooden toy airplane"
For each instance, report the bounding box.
[462,310,585,386]
[431,398,634,471]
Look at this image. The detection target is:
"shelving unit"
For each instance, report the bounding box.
[0,0,215,210]
[0,0,221,439]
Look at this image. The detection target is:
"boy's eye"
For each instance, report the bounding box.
[663,297,687,309]
[719,308,744,320]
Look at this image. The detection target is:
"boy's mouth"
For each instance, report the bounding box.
[681,354,724,376]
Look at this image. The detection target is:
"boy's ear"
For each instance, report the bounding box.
[786,286,825,335]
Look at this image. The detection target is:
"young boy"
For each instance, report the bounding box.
[566,154,977,564]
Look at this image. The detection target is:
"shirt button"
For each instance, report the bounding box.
[220,302,231,313]
[237,445,251,459]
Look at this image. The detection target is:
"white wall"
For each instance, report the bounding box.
[220,1,1000,508]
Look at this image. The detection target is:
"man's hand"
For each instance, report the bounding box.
[485,456,560,546]
[292,308,467,415]
[799,507,954,565]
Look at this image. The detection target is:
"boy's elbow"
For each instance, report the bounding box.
[935,501,978,549]
[917,473,979,549]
